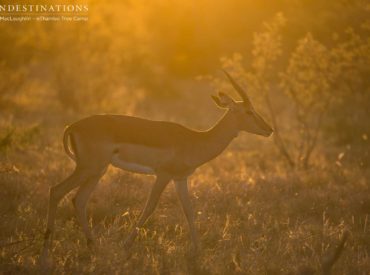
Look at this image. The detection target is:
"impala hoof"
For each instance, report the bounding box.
[87,238,95,249]
[39,250,53,273]
[123,239,133,250]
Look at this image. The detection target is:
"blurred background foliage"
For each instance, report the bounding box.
[0,0,370,273]
[0,0,369,157]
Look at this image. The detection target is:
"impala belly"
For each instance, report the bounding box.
[110,143,174,175]
[111,160,155,174]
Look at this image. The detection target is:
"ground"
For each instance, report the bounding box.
[0,127,369,274]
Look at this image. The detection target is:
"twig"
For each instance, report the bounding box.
[321,231,349,275]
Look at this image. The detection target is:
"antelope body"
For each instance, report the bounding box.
[41,71,273,261]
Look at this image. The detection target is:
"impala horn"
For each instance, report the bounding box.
[222,69,251,106]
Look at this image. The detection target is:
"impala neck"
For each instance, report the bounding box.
[201,110,239,162]
[209,110,238,139]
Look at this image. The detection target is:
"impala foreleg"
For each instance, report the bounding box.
[123,174,170,249]
[175,179,199,251]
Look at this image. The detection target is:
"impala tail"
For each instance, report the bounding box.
[63,126,77,161]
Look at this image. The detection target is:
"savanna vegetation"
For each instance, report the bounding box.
[0,0,369,274]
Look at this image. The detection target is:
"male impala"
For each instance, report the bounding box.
[41,71,273,260]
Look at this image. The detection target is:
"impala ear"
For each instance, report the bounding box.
[212,92,235,108]
[211,93,235,108]
[211,95,227,108]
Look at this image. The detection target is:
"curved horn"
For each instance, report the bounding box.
[222,69,251,104]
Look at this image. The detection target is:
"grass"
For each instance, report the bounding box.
[0,122,369,274]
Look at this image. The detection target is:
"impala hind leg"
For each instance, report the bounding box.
[40,167,91,262]
[123,174,171,249]
[72,170,105,247]
[175,179,200,252]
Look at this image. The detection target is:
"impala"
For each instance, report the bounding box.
[41,71,273,261]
